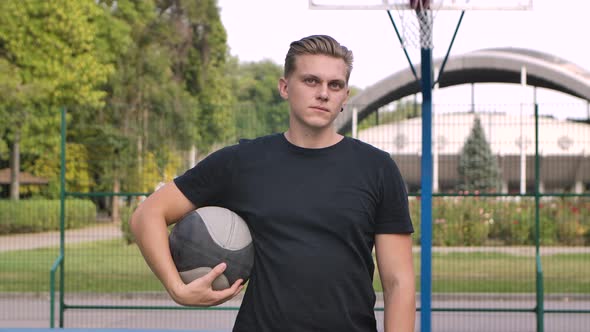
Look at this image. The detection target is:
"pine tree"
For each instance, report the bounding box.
[457,116,501,192]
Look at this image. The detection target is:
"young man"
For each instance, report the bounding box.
[130,35,415,331]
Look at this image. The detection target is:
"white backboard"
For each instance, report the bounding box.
[309,0,533,11]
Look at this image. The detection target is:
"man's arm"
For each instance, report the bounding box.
[129,181,243,306]
[375,233,416,332]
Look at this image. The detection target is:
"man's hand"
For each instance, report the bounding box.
[169,262,244,307]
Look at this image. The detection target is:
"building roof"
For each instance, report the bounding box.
[0,168,49,185]
[337,47,590,134]
[358,112,589,156]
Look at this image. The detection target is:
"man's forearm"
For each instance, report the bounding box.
[130,208,184,297]
[383,281,416,332]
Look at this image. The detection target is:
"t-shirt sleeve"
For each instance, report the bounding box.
[374,155,414,234]
[173,144,238,208]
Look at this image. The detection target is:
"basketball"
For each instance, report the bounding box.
[169,206,254,290]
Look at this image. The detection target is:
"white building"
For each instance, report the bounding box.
[358,112,590,193]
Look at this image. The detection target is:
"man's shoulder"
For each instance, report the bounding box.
[238,133,282,147]
[345,136,391,161]
[233,133,283,156]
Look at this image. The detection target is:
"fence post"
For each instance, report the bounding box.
[59,106,67,327]
[534,103,544,332]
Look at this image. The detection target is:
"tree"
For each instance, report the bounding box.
[87,0,191,221]
[457,116,502,192]
[0,0,112,200]
[159,0,235,152]
[230,59,289,138]
[358,99,421,131]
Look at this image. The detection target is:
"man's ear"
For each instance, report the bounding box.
[278,77,288,100]
[340,87,350,112]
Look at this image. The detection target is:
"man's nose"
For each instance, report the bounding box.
[317,84,329,101]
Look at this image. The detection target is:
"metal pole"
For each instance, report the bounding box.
[59,107,67,327]
[433,10,465,88]
[534,103,545,332]
[471,83,475,113]
[433,77,439,194]
[387,11,419,81]
[520,66,527,194]
[419,9,434,329]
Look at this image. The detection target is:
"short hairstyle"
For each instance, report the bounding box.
[283,35,354,82]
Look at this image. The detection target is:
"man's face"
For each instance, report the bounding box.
[278,54,350,131]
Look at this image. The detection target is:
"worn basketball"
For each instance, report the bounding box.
[169,206,254,290]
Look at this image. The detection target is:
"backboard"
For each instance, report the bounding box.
[308,0,533,11]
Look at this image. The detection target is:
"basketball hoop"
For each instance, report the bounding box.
[394,0,442,49]
[309,0,533,51]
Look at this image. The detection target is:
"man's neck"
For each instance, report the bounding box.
[283,128,343,149]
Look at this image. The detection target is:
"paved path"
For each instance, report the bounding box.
[2,223,589,256]
[2,292,589,332]
[0,223,123,252]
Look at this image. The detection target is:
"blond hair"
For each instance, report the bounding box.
[283,35,354,82]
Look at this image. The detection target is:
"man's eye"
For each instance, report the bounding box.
[329,82,343,89]
[304,78,318,84]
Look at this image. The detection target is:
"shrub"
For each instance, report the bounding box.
[0,199,96,234]
[120,200,140,244]
[487,200,533,245]
[409,197,588,246]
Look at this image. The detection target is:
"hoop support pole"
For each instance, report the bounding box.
[387,10,418,81]
[433,10,465,87]
[420,46,433,332]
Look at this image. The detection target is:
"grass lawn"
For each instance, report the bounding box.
[374,251,590,293]
[1,239,589,294]
[0,239,164,293]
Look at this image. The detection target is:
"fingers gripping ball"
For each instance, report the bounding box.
[169,206,254,290]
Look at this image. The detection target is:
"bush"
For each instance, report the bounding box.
[0,199,96,234]
[432,198,490,246]
[120,200,140,244]
[489,200,533,245]
[119,197,173,245]
[409,197,589,246]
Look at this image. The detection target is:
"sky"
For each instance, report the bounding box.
[217,0,590,119]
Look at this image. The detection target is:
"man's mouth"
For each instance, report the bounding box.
[311,106,330,112]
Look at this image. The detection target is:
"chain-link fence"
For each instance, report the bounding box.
[1,103,588,331]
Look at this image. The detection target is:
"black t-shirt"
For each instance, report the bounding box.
[174,133,413,332]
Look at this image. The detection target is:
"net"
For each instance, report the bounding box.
[308,0,533,50]
[392,1,442,49]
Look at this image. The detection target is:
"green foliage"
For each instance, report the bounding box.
[487,200,533,245]
[432,199,491,246]
[0,0,112,108]
[0,0,113,199]
[358,99,421,131]
[1,0,288,203]
[231,59,289,138]
[545,199,589,246]
[409,197,590,246]
[89,1,192,194]
[158,0,235,151]
[0,199,96,234]
[27,142,95,198]
[120,201,139,244]
[457,116,502,192]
